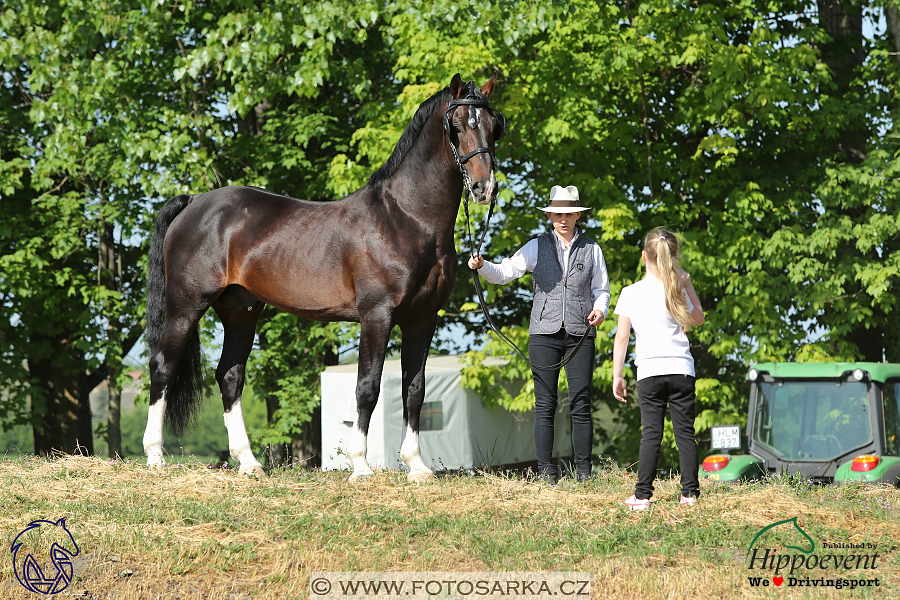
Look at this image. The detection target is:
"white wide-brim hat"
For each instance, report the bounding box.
[538,185,590,213]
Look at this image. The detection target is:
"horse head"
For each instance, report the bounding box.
[445,73,505,205]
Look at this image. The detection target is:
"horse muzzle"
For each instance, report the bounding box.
[470,172,495,205]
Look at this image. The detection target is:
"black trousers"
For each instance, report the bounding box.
[529,329,595,479]
[635,374,700,499]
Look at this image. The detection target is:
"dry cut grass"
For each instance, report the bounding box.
[0,456,897,599]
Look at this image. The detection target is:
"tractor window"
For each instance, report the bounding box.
[884,379,900,456]
[753,381,871,461]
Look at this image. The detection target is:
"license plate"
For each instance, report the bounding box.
[711,425,741,450]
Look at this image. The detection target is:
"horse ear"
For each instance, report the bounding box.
[480,76,496,99]
[450,73,463,99]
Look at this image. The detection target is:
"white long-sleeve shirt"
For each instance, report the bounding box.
[477,229,611,316]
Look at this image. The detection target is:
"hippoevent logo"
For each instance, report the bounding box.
[10,518,81,595]
[745,517,880,590]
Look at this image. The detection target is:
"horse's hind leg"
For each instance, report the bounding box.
[214,304,265,476]
[144,308,207,468]
[347,307,394,481]
[399,316,438,483]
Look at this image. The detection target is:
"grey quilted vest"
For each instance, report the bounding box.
[529,231,597,337]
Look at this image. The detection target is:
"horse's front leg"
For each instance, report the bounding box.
[347,307,394,481]
[399,315,438,483]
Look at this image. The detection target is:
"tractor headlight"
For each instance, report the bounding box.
[852,368,865,381]
[748,369,759,382]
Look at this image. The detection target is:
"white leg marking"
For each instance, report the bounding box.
[347,426,374,481]
[143,395,167,469]
[400,424,434,482]
[224,399,264,476]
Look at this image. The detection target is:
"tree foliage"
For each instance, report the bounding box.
[446,0,900,466]
[1,1,898,469]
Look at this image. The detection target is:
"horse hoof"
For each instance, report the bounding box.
[348,471,374,483]
[147,462,166,472]
[239,464,265,477]
[407,471,436,484]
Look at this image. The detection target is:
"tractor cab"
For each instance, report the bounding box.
[700,362,900,485]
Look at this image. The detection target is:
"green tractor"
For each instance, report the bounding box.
[700,362,900,485]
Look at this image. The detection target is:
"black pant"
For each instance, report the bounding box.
[529,329,595,479]
[635,374,700,499]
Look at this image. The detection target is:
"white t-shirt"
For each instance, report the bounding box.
[614,278,695,380]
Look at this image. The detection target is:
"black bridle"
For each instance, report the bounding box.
[443,93,503,266]
[443,94,505,194]
[445,93,593,372]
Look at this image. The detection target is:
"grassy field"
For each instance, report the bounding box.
[1,456,897,600]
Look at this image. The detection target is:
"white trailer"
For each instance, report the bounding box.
[321,355,572,472]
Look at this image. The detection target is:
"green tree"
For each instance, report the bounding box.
[3,0,898,471]
[422,0,900,467]
[1,1,229,455]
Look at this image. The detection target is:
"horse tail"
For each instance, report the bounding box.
[146,194,205,435]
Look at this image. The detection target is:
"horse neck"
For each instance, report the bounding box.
[380,111,463,238]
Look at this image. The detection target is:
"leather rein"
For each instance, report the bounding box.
[444,95,593,372]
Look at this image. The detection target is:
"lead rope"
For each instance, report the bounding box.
[463,188,593,372]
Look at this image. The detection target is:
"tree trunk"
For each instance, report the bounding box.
[107,379,122,458]
[264,387,326,470]
[817,0,866,164]
[886,6,900,68]
[29,356,94,456]
[292,347,338,469]
[291,402,323,469]
[263,345,335,469]
[817,1,882,361]
[264,394,290,468]
[96,211,141,459]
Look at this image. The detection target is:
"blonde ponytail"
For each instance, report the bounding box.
[644,228,693,332]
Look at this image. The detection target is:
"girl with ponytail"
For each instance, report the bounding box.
[612,227,705,510]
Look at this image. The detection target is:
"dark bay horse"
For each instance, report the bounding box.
[143,74,504,481]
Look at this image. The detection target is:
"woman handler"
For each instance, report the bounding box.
[468,185,610,484]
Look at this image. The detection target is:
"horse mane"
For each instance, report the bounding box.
[368,81,486,185]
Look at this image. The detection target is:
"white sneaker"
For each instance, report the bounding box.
[624,495,650,511]
[680,495,698,506]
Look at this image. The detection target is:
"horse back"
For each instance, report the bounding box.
[165,186,364,320]
[164,184,454,322]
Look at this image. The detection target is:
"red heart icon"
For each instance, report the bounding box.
[773,577,783,586]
